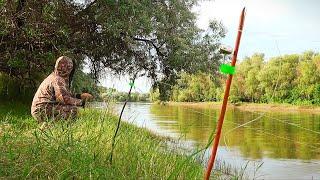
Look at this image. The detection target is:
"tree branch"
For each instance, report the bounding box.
[131,36,166,57]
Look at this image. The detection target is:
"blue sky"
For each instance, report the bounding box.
[194,0,320,59]
[101,0,320,92]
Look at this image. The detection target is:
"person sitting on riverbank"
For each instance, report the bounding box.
[31,56,93,122]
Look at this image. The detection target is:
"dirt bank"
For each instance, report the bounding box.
[168,102,320,114]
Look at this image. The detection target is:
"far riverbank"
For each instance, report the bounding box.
[167,102,320,114]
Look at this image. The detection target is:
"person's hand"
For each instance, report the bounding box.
[81,93,94,101]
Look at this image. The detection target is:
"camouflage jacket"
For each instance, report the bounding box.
[31,56,83,115]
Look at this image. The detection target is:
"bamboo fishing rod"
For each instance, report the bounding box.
[204,7,246,180]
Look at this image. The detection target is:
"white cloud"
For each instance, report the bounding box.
[194,0,291,30]
[193,0,244,30]
[194,0,320,59]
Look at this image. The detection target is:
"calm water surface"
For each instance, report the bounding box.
[112,102,320,179]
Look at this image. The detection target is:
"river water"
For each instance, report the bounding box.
[109,102,320,179]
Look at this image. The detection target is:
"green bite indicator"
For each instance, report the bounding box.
[220,64,236,75]
[129,82,135,87]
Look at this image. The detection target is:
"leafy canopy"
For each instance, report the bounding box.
[0,0,225,87]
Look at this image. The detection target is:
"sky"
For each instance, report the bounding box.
[194,0,320,59]
[101,0,320,93]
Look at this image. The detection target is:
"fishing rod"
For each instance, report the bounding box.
[204,7,246,180]
[109,73,137,165]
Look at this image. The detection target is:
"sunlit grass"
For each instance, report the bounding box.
[0,103,204,179]
[0,102,257,179]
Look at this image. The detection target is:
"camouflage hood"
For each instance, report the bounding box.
[54,56,73,78]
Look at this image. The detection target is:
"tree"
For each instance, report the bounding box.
[151,51,320,105]
[231,53,264,102]
[153,72,217,102]
[258,54,299,102]
[0,0,225,101]
[294,51,320,104]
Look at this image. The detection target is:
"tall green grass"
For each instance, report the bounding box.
[0,102,257,179]
[0,103,204,179]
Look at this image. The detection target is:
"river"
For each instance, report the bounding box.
[109,102,320,179]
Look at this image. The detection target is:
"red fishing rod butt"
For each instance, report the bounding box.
[204,7,246,180]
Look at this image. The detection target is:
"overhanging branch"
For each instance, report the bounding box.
[131,36,166,57]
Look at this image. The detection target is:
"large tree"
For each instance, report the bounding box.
[0,0,225,98]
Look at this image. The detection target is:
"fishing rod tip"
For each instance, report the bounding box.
[242,7,247,16]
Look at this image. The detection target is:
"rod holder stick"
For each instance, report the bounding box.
[204,7,246,180]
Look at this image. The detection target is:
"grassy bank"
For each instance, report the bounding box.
[0,102,204,179]
[168,101,320,114]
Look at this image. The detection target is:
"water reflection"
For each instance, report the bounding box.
[149,104,320,160]
[115,102,320,179]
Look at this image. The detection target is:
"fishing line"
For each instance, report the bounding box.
[223,118,319,151]
[124,80,223,176]
[147,84,263,177]
[249,111,320,135]
[110,81,219,177]
[223,36,282,134]
[113,45,317,176]
[219,32,291,174]
[223,38,283,136]
[221,34,320,173]
[131,79,320,177]
[153,66,319,177]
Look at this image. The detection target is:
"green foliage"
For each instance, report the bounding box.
[71,70,100,100]
[156,72,218,102]
[1,0,225,102]
[0,0,225,88]
[152,51,320,105]
[0,73,34,101]
[150,88,161,102]
[99,87,149,102]
[0,0,4,7]
[231,53,265,102]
